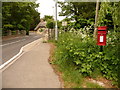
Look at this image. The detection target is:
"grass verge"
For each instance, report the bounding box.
[49,43,107,88]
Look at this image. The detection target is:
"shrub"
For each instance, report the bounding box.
[3,24,13,30]
[54,32,119,86]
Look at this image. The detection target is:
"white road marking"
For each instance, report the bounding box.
[1,39,26,47]
[1,52,25,71]
[0,46,24,70]
[0,38,42,70]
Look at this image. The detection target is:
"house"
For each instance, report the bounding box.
[34,19,47,31]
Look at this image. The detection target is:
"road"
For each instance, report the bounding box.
[1,32,42,64]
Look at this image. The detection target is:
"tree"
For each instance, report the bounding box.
[43,15,54,21]
[46,19,55,40]
[58,2,96,26]
[46,19,55,29]
[2,2,40,35]
[94,0,99,39]
[97,2,120,31]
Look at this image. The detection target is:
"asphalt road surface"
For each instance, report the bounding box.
[1,32,42,64]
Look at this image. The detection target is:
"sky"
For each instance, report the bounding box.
[36,0,65,21]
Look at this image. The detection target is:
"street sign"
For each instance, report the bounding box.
[62,21,67,26]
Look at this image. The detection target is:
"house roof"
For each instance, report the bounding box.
[34,20,47,30]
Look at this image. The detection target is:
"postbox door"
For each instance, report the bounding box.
[97,34,106,46]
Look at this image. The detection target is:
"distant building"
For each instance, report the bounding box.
[34,19,47,31]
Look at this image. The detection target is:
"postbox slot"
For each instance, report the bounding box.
[98,30,106,31]
[98,32,106,34]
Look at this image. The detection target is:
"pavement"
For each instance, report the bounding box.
[2,32,43,64]
[2,35,61,88]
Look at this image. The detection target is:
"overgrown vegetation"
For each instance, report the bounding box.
[49,2,120,88]
[52,31,119,88]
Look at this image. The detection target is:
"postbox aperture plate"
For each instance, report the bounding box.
[100,36,104,42]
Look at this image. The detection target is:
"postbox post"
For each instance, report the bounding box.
[97,26,107,52]
[100,46,103,52]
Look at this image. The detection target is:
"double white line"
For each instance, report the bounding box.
[0,47,24,70]
[0,38,41,70]
[0,39,26,69]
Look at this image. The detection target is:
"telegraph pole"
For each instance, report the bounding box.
[94,0,99,39]
[55,0,58,41]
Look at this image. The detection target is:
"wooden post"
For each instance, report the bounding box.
[94,0,99,39]
[8,30,12,36]
[51,29,55,39]
[100,46,103,52]
[16,30,20,35]
[48,29,50,40]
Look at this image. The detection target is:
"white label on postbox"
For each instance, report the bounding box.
[100,36,104,42]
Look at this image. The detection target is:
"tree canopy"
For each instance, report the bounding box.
[58,2,120,32]
[98,2,120,31]
[2,2,40,35]
[58,2,96,27]
[43,15,54,21]
[59,2,96,18]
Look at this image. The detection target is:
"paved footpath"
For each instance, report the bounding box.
[2,38,61,88]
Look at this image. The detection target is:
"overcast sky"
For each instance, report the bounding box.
[36,0,65,21]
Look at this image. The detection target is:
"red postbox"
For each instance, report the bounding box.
[97,26,107,46]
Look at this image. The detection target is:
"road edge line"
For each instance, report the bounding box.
[0,47,23,70]
[0,38,42,70]
[1,52,25,71]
